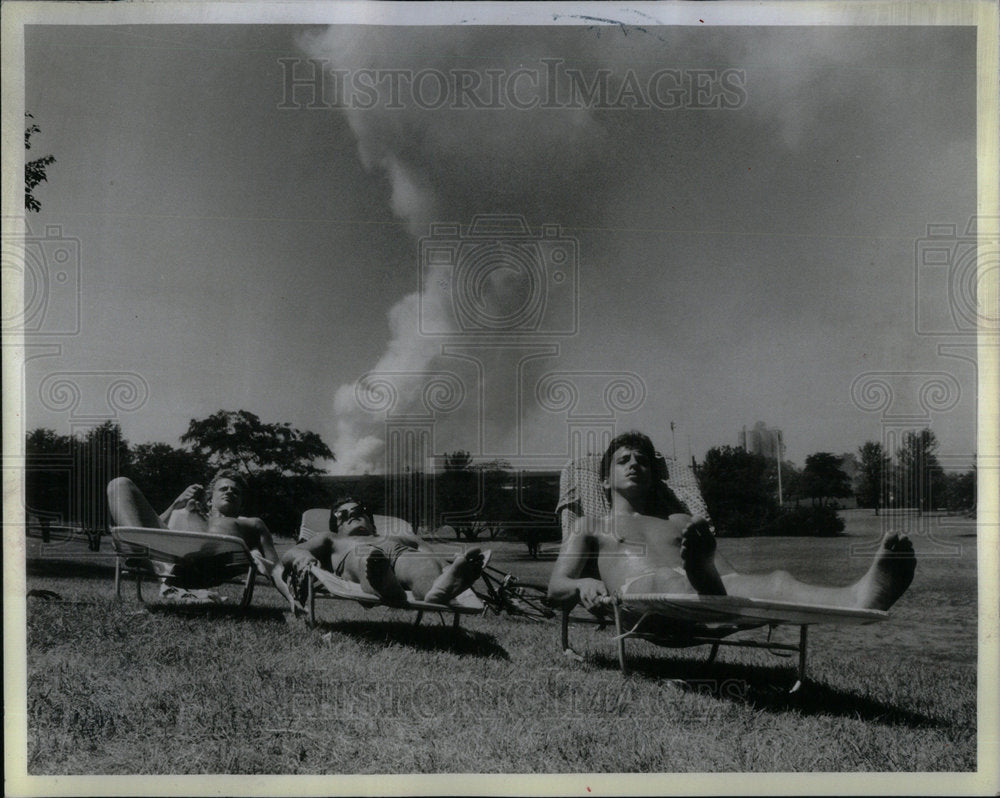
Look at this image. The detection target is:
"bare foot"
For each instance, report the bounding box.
[361,548,407,605]
[680,517,727,596]
[423,548,485,604]
[855,533,916,610]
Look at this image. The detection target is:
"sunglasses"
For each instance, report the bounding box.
[333,504,370,524]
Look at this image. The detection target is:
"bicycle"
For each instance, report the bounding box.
[473,562,555,622]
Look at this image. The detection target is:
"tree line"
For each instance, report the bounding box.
[25,411,974,543]
[695,428,976,537]
[24,410,333,538]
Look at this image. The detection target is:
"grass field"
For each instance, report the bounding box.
[21,510,978,774]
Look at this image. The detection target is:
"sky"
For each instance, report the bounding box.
[18,20,979,474]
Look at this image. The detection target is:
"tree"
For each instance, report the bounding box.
[443,450,473,472]
[25,428,74,524]
[943,467,976,515]
[180,409,333,536]
[695,446,779,537]
[25,113,56,213]
[764,458,802,506]
[896,428,945,514]
[855,441,890,514]
[800,452,853,507]
[75,422,131,547]
[126,442,211,516]
[180,409,332,477]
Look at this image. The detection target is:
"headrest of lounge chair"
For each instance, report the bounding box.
[556,451,712,539]
[298,508,414,543]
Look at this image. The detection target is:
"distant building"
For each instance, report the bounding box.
[740,421,783,460]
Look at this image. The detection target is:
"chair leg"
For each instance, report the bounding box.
[114,558,122,599]
[413,610,424,627]
[707,643,720,665]
[790,625,808,693]
[453,612,461,630]
[307,573,316,627]
[613,603,628,676]
[239,566,256,610]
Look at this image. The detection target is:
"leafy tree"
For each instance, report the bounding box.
[696,446,778,537]
[443,450,473,472]
[75,422,131,547]
[180,409,332,476]
[126,442,211,515]
[855,441,890,514]
[25,113,56,213]
[896,429,945,514]
[800,452,853,507]
[943,467,976,515]
[180,409,333,536]
[764,458,802,506]
[25,428,74,524]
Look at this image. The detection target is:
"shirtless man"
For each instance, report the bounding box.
[107,470,299,611]
[548,431,916,613]
[281,496,485,606]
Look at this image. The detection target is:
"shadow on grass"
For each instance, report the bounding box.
[143,602,289,623]
[588,650,945,729]
[27,555,114,581]
[313,618,509,659]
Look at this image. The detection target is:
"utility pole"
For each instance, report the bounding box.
[670,421,677,462]
[776,429,784,506]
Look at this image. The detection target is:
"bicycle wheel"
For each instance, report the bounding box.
[473,570,506,615]
[500,580,556,622]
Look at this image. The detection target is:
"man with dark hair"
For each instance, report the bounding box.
[282,495,485,606]
[107,470,298,610]
[549,431,916,611]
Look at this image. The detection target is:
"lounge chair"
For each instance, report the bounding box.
[296,508,485,629]
[555,454,887,689]
[111,526,269,609]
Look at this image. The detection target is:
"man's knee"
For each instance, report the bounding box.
[106,476,137,500]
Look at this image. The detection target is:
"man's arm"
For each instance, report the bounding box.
[159,484,203,525]
[249,518,302,612]
[280,532,335,571]
[547,519,608,610]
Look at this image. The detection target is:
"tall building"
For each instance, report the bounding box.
[740,421,783,460]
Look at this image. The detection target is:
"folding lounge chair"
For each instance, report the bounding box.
[555,454,887,689]
[111,526,268,609]
[297,508,485,629]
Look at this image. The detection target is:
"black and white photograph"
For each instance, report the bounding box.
[3,1,997,794]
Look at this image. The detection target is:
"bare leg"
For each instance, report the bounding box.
[166,507,208,533]
[106,477,165,529]
[423,548,485,604]
[722,533,916,610]
[392,550,445,601]
[340,545,407,604]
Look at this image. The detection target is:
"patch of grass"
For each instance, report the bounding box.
[23,514,977,773]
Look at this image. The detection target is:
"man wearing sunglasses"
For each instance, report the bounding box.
[281,495,485,606]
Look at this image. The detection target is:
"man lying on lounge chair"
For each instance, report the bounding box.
[107,470,299,611]
[548,431,916,617]
[281,495,485,606]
